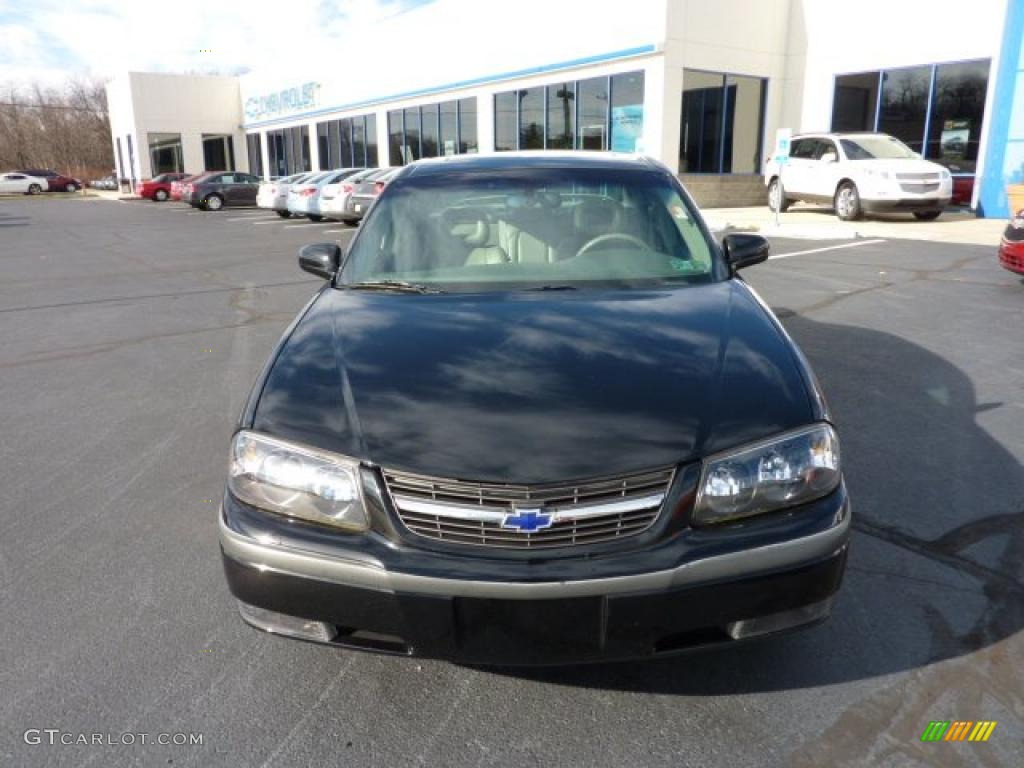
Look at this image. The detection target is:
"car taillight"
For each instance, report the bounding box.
[341,183,354,193]
[301,188,315,196]
[373,181,386,195]
[270,186,277,194]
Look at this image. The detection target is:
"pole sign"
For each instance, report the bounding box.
[774,128,792,167]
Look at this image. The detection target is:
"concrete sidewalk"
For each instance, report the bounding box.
[704,203,1006,245]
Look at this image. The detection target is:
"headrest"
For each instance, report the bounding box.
[441,208,490,246]
[573,198,622,236]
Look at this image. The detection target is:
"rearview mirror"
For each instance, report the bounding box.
[299,242,342,280]
[723,233,770,272]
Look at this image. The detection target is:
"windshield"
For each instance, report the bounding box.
[840,135,917,160]
[339,168,721,291]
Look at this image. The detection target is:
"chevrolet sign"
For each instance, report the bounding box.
[245,82,321,120]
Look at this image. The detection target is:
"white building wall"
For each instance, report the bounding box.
[106,72,246,180]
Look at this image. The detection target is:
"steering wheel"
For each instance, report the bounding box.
[575,233,652,258]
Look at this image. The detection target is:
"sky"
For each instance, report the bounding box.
[0,0,434,90]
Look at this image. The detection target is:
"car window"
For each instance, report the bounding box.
[840,135,917,160]
[340,169,722,291]
[790,139,816,159]
[813,139,838,160]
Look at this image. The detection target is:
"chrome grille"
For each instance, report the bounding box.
[383,467,674,549]
[899,182,940,194]
[895,172,941,182]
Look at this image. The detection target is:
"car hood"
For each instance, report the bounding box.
[251,282,816,484]
[854,158,946,175]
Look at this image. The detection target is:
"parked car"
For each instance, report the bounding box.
[765,132,952,221]
[219,152,849,664]
[343,167,398,221]
[999,211,1024,276]
[0,171,47,195]
[170,174,200,201]
[319,168,381,221]
[138,172,189,202]
[286,168,364,221]
[90,175,118,190]
[256,173,311,218]
[184,172,261,211]
[17,168,83,192]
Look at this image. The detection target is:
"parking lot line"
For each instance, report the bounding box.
[253,219,286,225]
[769,239,886,260]
[227,216,276,222]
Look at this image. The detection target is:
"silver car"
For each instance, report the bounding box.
[286,169,364,221]
[257,172,314,218]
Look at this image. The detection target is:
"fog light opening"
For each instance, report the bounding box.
[725,597,834,640]
[237,601,337,643]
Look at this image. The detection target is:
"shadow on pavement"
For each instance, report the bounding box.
[489,311,1024,694]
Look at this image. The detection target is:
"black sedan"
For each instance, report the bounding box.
[186,171,261,211]
[219,153,849,664]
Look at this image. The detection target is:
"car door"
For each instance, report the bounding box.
[809,138,842,200]
[3,174,29,193]
[781,138,816,197]
[237,174,259,204]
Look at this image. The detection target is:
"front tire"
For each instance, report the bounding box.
[154,189,168,202]
[276,210,291,218]
[27,184,42,195]
[768,177,791,213]
[204,194,224,211]
[308,214,323,222]
[834,182,862,221]
[913,210,942,221]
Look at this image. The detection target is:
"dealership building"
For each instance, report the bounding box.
[106,0,1023,216]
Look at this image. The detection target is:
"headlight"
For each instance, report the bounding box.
[693,424,840,525]
[940,168,951,180]
[228,430,369,531]
[864,168,891,180]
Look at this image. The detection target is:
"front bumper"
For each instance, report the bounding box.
[861,196,950,214]
[219,481,850,664]
[999,239,1024,275]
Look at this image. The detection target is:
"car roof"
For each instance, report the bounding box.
[403,151,659,178]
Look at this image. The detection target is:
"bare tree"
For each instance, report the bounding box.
[0,79,113,180]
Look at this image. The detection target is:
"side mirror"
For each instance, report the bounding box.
[299,242,342,280]
[821,151,838,164]
[723,233,770,272]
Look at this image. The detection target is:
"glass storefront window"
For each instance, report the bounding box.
[680,70,726,173]
[266,127,309,176]
[926,59,990,174]
[440,100,458,156]
[352,118,366,168]
[577,77,608,150]
[458,97,477,154]
[421,103,439,158]
[519,87,544,149]
[724,74,765,173]
[610,71,645,152]
[340,119,354,166]
[494,92,517,151]
[366,114,378,167]
[878,66,932,153]
[832,72,880,132]
[202,134,235,171]
[403,107,421,162]
[246,133,262,177]
[317,123,329,170]
[679,69,765,173]
[148,132,183,175]
[388,110,403,165]
[546,82,575,149]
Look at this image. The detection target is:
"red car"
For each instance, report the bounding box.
[17,168,83,192]
[999,212,1024,276]
[138,172,188,202]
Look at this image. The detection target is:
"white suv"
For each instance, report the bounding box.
[764,132,952,221]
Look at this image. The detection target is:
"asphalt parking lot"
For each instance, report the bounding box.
[1,197,1021,767]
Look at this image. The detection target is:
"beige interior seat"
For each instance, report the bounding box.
[460,218,509,265]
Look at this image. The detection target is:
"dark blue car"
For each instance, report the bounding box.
[219,152,849,664]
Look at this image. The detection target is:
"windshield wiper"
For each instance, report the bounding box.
[345,280,445,294]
